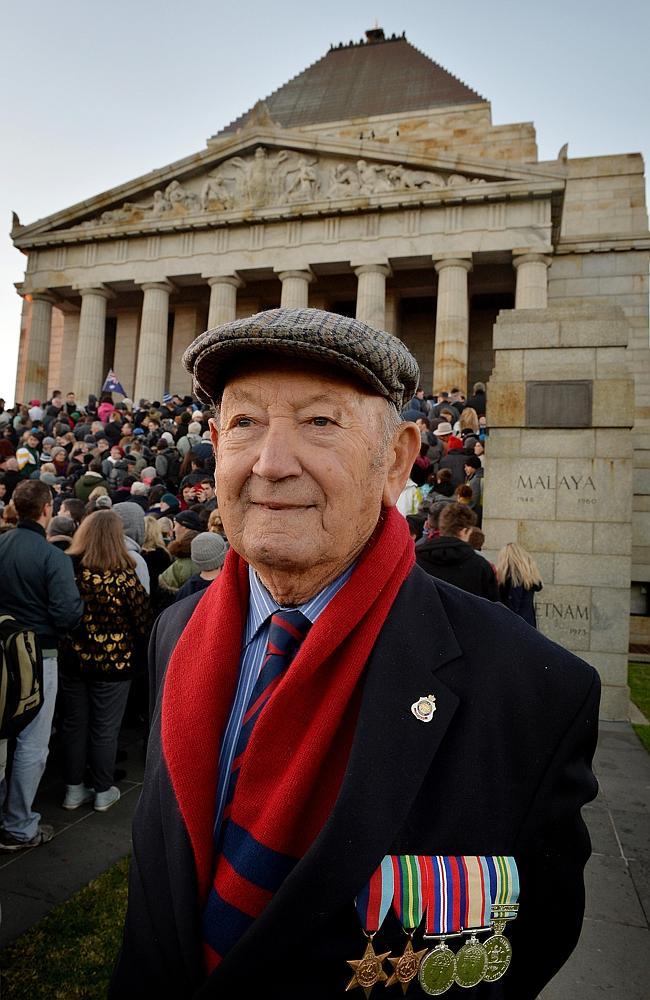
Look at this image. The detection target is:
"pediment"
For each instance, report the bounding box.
[12,129,566,247]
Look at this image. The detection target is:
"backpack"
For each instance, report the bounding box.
[0,615,44,739]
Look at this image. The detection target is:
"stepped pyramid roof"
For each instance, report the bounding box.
[213,28,484,138]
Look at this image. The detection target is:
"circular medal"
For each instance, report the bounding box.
[418,944,456,995]
[454,936,487,988]
[483,933,512,983]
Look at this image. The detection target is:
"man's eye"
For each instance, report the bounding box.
[235,417,254,427]
[311,416,332,427]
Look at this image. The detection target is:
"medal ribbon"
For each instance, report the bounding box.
[484,855,520,920]
[355,855,395,934]
[391,854,424,931]
[421,856,465,936]
[459,855,490,929]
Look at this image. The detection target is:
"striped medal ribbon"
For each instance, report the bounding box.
[385,855,428,994]
[453,857,490,989]
[418,857,464,996]
[482,855,520,983]
[346,856,394,998]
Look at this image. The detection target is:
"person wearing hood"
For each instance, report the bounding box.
[415,502,498,600]
[176,420,203,458]
[46,515,76,551]
[112,501,151,593]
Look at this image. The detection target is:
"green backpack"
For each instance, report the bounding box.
[0,615,44,739]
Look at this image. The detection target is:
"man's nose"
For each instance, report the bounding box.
[251,422,302,480]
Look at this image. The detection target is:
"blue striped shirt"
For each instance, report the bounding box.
[213,561,356,837]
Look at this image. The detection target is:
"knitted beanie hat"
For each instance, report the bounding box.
[114,501,145,546]
[190,532,227,571]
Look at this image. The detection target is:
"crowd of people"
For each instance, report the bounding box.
[0,379,542,849]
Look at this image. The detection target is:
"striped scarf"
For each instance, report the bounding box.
[161,506,414,974]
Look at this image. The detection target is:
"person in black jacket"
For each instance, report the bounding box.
[496,542,543,628]
[415,501,498,601]
[0,480,84,850]
[112,308,598,1000]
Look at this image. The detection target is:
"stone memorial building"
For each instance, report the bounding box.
[10,29,650,700]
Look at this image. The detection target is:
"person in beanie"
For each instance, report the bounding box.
[175,532,228,601]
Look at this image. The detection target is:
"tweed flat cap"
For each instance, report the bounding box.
[182,308,420,410]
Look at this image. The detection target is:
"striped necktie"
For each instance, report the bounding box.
[220,609,312,827]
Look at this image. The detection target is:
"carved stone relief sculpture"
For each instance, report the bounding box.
[72,147,488,229]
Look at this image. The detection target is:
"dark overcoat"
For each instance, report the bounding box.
[111,566,599,999]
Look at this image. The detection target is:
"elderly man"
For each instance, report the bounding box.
[112,309,599,1000]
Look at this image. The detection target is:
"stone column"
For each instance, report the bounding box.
[433,256,472,394]
[23,291,56,403]
[73,286,112,402]
[277,270,313,309]
[513,253,552,309]
[207,275,243,328]
[354,264,390,329]
[134,281,173,404]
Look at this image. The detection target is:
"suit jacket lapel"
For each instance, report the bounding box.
[209,568,462,983]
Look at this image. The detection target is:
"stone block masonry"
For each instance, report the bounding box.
[483,305,634,721]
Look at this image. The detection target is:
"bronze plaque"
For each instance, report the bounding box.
[525,380,592,428]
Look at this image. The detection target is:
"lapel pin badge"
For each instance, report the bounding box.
[411,694,436,723]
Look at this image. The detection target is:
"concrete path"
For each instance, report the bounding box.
[1,721,649,998]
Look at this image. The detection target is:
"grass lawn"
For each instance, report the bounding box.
[629,661,650,753]
[0,855,129,999]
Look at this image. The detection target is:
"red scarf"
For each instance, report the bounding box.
[161,506,414,963]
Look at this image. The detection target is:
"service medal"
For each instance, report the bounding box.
[346,939,390,998]
[347,857,394,997]
[454,933,488,988]
[385,855,428,993]
[483,932,512,982]
[418,942,456,995]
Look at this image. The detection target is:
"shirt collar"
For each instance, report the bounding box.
[245,560,356,646]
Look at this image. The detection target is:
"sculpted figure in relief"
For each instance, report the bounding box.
[387,164,446,190]
[165,179,200,212]
[227,148,271,208]
[327,163,359,199]
[284,157,319,201]
[201,174,233,211]
[356,159,393,195]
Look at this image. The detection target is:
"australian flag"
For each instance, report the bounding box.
[102,370,126,395]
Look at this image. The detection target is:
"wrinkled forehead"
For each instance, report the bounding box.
[220,355,384,410]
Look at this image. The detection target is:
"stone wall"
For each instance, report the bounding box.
[483,305,635,721]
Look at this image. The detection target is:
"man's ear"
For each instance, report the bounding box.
[208,417,219,452]
[382,421,422,508]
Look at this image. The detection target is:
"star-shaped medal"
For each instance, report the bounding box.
[386,938,428,994]
[346,939,391,998]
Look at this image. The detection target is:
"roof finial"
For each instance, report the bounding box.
[365,26,385,43]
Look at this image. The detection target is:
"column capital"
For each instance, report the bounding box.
[275,268,314,283]
[433,256,473,274]
[138,280,176,295]
[205,273,244,289]
[512,252,553,270]
[30,289,58,305]
[74,284,114,300]
[352,263,391,278]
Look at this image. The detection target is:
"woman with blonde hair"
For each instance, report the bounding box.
[59,510,151,812]
[141,514,171,605]
[496,542,543,628]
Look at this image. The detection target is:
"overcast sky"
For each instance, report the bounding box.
[2,0,648,403]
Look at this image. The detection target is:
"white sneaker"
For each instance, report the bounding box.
[62,784,95,810]
[93,786,121,812]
